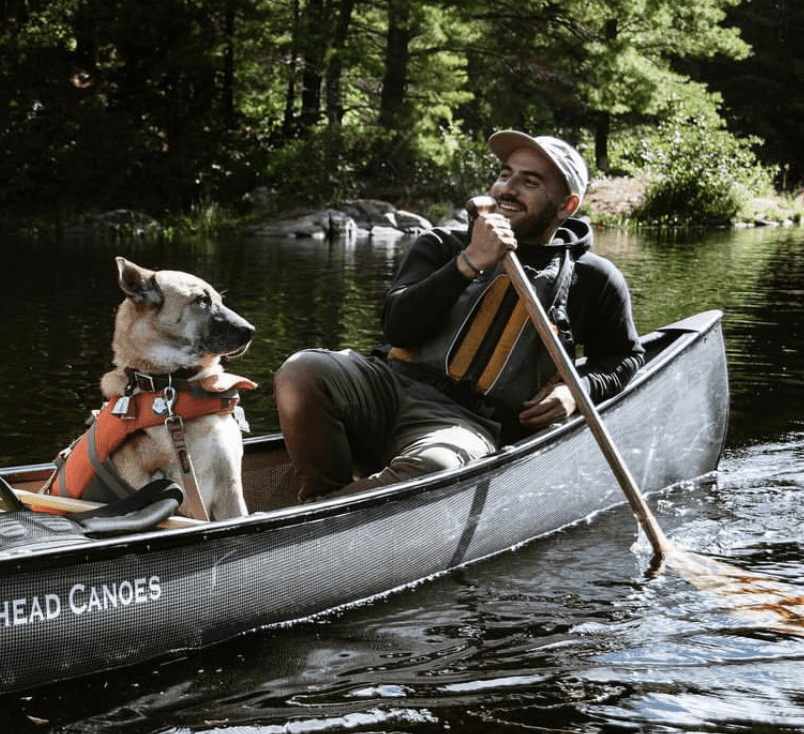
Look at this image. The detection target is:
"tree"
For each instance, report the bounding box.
[379,0,411,129]
[0,0,787,221]
[456,0,750,171]
[0,0,255,213]
[685,0,804,189]
[325,0,356,126]
[299,0,328,131]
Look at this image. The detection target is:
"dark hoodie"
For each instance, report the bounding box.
[382,218,644,441]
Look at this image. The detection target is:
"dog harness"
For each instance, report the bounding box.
[43,371,257,514]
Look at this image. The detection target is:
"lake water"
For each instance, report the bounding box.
[1,224,803,733]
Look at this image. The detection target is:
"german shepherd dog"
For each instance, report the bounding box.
[95,257,256,519]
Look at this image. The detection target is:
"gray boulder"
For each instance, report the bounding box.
[245,199,433,240]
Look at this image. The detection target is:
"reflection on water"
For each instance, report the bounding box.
[594,226,804,445]
[6,437,804,733]
[0,225,803,733]
[1,225,802,464]
[0,234,401,465]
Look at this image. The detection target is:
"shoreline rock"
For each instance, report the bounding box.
[61,209,163,237]
[243,199,439,240]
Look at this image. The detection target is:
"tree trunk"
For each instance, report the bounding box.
[596,111,610,173]
[223,0,236,130]
[325,0,355,126]
[300,0,327,131]
[379,0,410,129]
[283,0,301,136]
[595,18,618,172]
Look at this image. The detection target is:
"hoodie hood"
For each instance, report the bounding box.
[548,216,593,258]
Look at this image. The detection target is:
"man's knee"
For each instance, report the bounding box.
[382,426,495,483]
[274,349,337,414]
[275,349,327,388]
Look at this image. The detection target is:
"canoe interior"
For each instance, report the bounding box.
[239,325,681,511]
[1,325,681,516]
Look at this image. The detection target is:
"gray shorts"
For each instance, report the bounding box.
[273,348,498,500]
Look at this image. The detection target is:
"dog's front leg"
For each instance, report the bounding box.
[185,415,248,520]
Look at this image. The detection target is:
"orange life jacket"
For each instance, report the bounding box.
[44,377,255,503]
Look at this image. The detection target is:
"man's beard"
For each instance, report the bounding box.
[511,200,560,245]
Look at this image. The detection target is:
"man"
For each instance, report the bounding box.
[274,130,644,502]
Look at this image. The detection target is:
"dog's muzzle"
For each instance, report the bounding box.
[209,305,256,356]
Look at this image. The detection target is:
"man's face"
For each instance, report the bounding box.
[488,147,571,245]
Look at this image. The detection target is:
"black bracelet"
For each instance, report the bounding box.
[460,250,483,278]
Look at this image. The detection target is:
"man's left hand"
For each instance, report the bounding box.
[519,380,576,429]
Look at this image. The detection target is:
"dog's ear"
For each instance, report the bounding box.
[115,257,163,307]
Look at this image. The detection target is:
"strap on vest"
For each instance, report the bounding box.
[162,387,209,521]
[547,246,577,352]
[41,377,254,512]
[55,419,132,500]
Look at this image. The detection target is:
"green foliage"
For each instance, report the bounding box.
[404,125,497,204]
[257,123,495,211]
[262,127,361,208]
[629,104,773,224]
[0,0,795,226]
[683,0,804,188]
[573,0,750,116]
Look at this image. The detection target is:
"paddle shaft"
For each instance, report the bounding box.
[466,196,671,557]
[502,251,671,556]
[11,488,202,528]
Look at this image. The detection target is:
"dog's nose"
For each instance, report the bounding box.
[225,312,255,342]
[210,305,256,350]
[237,319,256,342]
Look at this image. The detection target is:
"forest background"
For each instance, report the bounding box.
[2,0,802,229]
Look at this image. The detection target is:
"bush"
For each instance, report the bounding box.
[258,125,497,212]
[624,106,774,225]
[406,126,497,205]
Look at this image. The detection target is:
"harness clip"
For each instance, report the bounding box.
[152,385,178,417]
[111,372,139,419]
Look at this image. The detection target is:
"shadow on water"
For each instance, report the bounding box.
[1,226,804,732]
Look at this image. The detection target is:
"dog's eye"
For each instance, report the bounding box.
[195,293,213,310]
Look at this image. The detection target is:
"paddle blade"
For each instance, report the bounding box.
[668,549,804,636]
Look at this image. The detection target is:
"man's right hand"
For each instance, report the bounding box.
[462,211,517,274]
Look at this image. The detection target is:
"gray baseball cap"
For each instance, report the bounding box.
[488,130,589,204]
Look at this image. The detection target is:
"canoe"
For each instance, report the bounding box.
[0,310,728,694]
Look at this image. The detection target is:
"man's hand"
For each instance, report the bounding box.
[465,211,517,271]
[519,379,576,429]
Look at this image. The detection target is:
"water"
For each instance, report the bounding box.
[1,225,803,733]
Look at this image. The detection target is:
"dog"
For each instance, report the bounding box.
[49,257,257,520]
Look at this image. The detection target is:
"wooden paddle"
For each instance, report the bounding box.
[467,195,804,634]
[502,243,672,556]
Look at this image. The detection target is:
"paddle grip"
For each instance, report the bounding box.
[465,195,497,248]
[465,195,497,218]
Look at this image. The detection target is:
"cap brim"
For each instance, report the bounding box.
[488,130,547,164]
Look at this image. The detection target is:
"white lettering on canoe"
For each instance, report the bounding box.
[1,576,161,627]
[0,594,60,627]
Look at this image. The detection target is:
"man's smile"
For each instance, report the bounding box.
[496,198,524,214]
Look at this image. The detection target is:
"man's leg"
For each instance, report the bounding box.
[333,380,498,494]
[273,349,398,501]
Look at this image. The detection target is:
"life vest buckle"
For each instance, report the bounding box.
[152,385,177,417]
